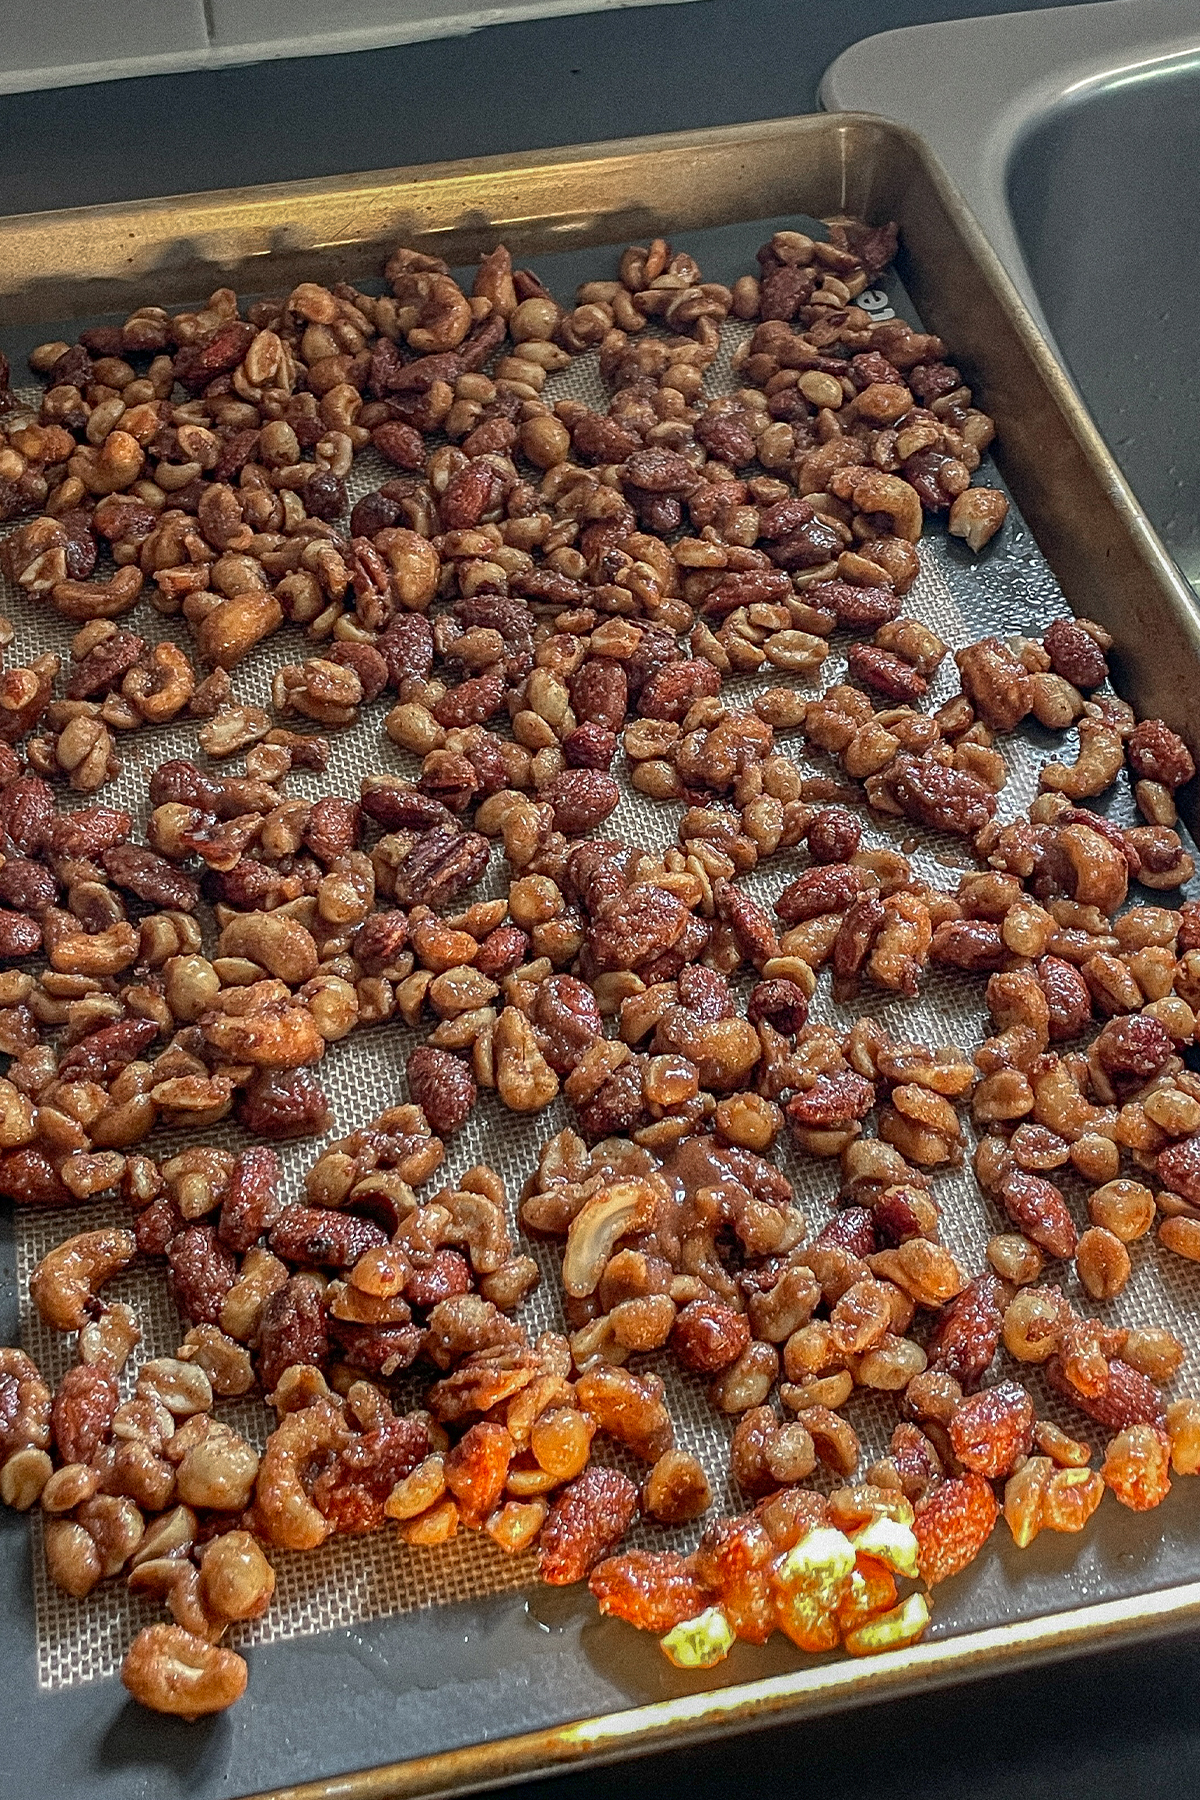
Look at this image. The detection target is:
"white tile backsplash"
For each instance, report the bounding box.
[0,0,207,85]
[0,0,699,94]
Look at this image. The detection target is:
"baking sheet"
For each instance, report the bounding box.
[0,160,1198,1799]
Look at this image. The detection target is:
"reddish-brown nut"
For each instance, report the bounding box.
[947,1380,1035,1478]
[406,1046,476,1134]
[671,1300,752,1374]
[538,1466,639,1585]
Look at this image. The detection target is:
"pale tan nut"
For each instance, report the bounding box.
[200,987,324,1069]
[1039,718,1124,799]
[178,1325,254,1397]
[493,1004,559,1113]
[1003,1455,1104,1547]
[198,704,271,758]
[123,642,196,724]
[30,1227,137,1332]
[76,1492,145,1577]
[384,1454,447,1521]
[41,1462,100,1514]
[78,1301,142,1373]
[868,1240,966,1308]
[137,1357,214,1418]
[830,468,923,542]
[947,487,1008,552]
[47,921,139,978]
[0,1445,53,1510]
[199,1530,275,1622]
[51,565,144,620]
[1054,821,1128,914]
[43,1518,103,1597]
[711,1341,780,1415]
[121,1624,248,1719]
[174,1419,261,1510]
[642,1449,712,1524]
[486,1497,548,1554]
[1121,1327,1184,1384]
[1002,1287,1067,1363]
[1029,671,1086,730]
[857,1334,928,1390]
[1089,1178,1155,1243]
[562,1178,660,1298]
[397,1497,460,1545]
[1158,1216,1200,1263]
[217,912,319,986]
[1075,1226,1131,1300]
[273,657,363,728]
[253,1397,350,1550]
[196,589,284,670]
[52,714,118,792]
[1166,1398,1200,1475]
[1102,1423,1172,1511]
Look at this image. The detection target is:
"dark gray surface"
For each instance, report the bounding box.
[0,0,1083,215]
[1007,67,1200,590]
[4,3,1169,1798]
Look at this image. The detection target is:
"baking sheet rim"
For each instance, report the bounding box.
[241,1580,1200,1800]
[2,108,1199,1795]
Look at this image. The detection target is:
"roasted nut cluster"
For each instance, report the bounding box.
[2,215,1200,1713]
[17,1119,645,1715]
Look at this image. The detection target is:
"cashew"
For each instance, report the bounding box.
[47,920,140,977]
[1039,718,1124,799]
[30,1226,137,1331]
[50,566,143,621]
[948,487,1009,552]
[493,1005,559,1112]
[121,1624,248,1719]
[78,1300,142,1374]
[834,469,923,542]
[252,1398,350,1550]
[217,911,319,985]
[1029,671,1085,730]
[174,1419,260,1510]
[195,588,283,670]
[0,1445,52,1510]
[562,1178,660,1297]
[137,1357,214,1417]
[439,1190,512,1274]
[1055,822,1128,914]
[122,641,195,724]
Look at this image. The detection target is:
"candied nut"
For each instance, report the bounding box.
[1120,1328,1184,1384]
[575,1364,672,1461]
[121,1624,247,1719]
[1166,1399,1200,1475]
[0,1445,52,1510]
[947,1381,1034,1478]
[912,1472,998,1585]
[1102,1424,1172,1512]
[1127,719,1194,789]
[643,1449,712,1523]
[30,1227,137,1332]
[406,1045,476,1134]
[1075,1226,1131,1300]
[538,1466,639,1584]
[199,1530,275,1623]
[44,1517,103,1597]
[947,488,1008,552]
[1003,1456,1104,1547]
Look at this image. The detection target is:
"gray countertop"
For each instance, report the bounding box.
[6,2,1199,1797]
